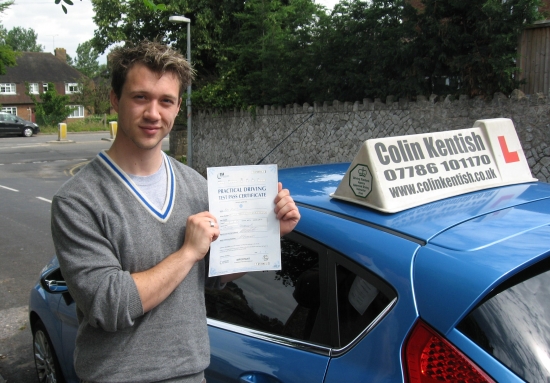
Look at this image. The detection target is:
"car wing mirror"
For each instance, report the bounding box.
[40,267,69,294]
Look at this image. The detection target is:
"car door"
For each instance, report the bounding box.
[13,116,28,135]
[38,264,80,382]
[0,113,11,134]
[205,234,331,383]
[205,227,405,383]
[57,292,79,382]
[3,113,20,133]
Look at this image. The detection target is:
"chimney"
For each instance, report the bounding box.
[55,48,67,63]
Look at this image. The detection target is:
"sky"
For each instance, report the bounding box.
[0,0,104,62]
[0,0,340,65]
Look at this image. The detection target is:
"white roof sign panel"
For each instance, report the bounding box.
[331,118,537,213]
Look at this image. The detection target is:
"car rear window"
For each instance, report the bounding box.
[457,256,550,382]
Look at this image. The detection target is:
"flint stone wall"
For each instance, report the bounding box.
[185,90,550,182]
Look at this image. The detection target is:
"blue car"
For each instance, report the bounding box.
[29,121,550,383]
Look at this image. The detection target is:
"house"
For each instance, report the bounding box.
[0,48,87,123]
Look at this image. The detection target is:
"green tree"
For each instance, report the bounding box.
[0,2,18,75]
[73,69,111,115]
[0,43,16,75]
[309,0,417,102]
[406,0,543,98]
[54,0,165,14]
[91,0,325,108]
[26,82,75,126]
[91,0,244,84]
[73,40,101,78]
[53,0,78,14]
[218,0,323,106]
[90,0,249,108]
[84,0,546,106]
[0,26,44,52]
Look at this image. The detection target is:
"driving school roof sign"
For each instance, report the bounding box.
[331,118,537,213]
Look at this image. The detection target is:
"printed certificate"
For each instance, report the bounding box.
[207,164,281,277]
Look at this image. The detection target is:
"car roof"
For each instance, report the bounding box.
[280,162,550,243]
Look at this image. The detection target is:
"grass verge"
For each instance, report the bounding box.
[39,120,110,134]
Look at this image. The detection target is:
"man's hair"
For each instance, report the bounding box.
[109,40,194,99]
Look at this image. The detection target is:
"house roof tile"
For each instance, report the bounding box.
[0,52,84,83]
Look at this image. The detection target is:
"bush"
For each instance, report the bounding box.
[83,114,118,124]
[106,114,118,123]
[26,82,74,126]
[84,115,104,124]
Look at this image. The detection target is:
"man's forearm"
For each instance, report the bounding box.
[132,247,198,313]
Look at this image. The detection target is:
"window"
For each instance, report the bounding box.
[206,232,397,350]
[28,83,39,94]
[0,83,16,94]
[206,236,326,344]
[65,83,80,94]
[335,263,394,346]
[68,105,84,118]
[42,83,48,92]
[0,113,17,122]
[1,107,17,115]
[458,257,550,383]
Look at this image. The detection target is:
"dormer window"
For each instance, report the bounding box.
[65,83,80,94]
[0,83,16,94]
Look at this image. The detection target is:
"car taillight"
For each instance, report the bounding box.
[404,320,495,383]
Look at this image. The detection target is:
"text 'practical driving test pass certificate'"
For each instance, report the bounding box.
[207,164,281,277]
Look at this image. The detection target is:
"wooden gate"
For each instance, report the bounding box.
[518,21,550,95]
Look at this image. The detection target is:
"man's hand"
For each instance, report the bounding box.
[181,211,220,262]
[275,182,300,236]
[132,211,219,313]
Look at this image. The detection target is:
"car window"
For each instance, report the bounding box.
[206,233,398,350]
[4,114,16,122]
[457,256,550,383]
[206,236,325,344]
[336,263,394,347]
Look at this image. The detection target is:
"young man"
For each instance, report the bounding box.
[51,40,300,383]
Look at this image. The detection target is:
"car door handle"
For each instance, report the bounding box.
[239,372,282,383]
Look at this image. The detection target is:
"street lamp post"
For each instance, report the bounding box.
[169,15,193,168]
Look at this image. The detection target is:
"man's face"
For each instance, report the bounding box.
[110,63,182,152]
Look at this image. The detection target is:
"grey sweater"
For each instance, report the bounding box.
[52,151,210,383]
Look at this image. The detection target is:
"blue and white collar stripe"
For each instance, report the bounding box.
[97,150,175,223]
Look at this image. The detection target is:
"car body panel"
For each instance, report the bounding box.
[429,198,550,251]
[207,323,330,383]
[416,225,550,335]
[0,117,17,133]
[57,296,78,381]
[29,259,79,383]
[323,313,409,382]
